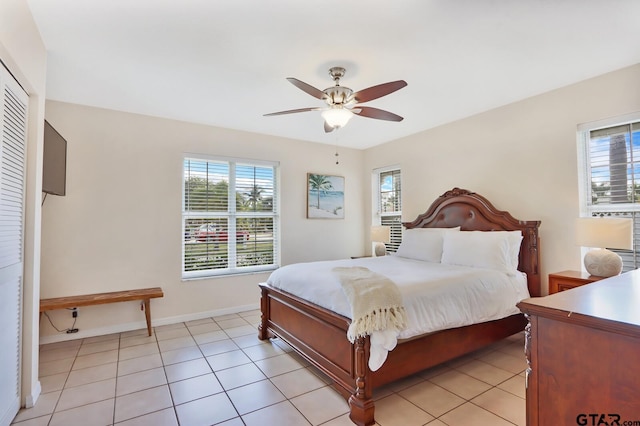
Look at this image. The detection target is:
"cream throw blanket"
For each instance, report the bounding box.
[332,266,407,343]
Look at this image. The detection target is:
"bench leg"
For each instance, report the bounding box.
[144,299,152,336]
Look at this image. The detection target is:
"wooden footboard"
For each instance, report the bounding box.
[258,283,363,396]
[259,282,526,426]
[259,283,375,424]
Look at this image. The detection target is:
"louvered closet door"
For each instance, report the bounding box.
[0,63,28,426]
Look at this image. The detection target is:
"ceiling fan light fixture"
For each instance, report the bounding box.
[321,107,353,129]
[264,67,407,132]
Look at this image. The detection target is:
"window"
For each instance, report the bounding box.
[373,167,402,252]
[578,115,640,271]
[182,155,279,278]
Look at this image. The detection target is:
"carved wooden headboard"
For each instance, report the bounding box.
[403,188,541,297]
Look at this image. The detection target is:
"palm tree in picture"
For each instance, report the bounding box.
[308,174,333,210]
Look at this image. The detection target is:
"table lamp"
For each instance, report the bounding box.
[371,225,391,257]
[575,217,633,277]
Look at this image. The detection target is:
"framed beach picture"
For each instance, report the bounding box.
[307,173,345,219]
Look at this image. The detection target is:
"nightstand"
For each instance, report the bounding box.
[548,270,605,294]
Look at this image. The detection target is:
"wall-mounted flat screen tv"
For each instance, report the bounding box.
[42,120,67,196]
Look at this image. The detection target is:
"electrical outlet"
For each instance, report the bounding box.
[71,307,78,318]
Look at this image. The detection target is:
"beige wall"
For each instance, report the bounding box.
[0,0,48,408]
[40,63,640,340]
[364,63,640,293]
[40,101,365,340]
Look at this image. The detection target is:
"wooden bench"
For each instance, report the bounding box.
[40,287,164,336]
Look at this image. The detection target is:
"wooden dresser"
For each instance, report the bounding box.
[517,270,640,426]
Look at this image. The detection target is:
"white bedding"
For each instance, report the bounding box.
[266,255,530,370]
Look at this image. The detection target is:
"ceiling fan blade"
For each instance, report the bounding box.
[324,121,335,133]
[263,107,320,116]
[352,80,407,103]
[353,106,404,122]
[287,78,326,100]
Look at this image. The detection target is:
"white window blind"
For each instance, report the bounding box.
[375,167,402,252]
[182,156,279,279]
[580,119,640,272]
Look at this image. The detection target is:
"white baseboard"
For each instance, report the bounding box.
[39,303,259,345]
[23,380,41,408]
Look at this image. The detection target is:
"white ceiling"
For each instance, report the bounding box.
[27,0,640,149]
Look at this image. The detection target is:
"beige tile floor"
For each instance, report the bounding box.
[13,311,527,426]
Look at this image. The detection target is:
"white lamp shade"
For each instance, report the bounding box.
[576,217,633,277]
[371,225,391,243]
[321,108,353,129]
[575,217,633,250]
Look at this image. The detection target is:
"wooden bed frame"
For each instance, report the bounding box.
[258,187,541,425]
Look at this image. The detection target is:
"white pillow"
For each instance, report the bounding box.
[441,230,523,273]
[505,231,524,271]
[395,227,460,263]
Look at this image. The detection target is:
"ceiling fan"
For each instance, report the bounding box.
[264,67,407,133]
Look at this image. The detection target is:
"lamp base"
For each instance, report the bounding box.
[374,242,386,257]
[583,248,623,277]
